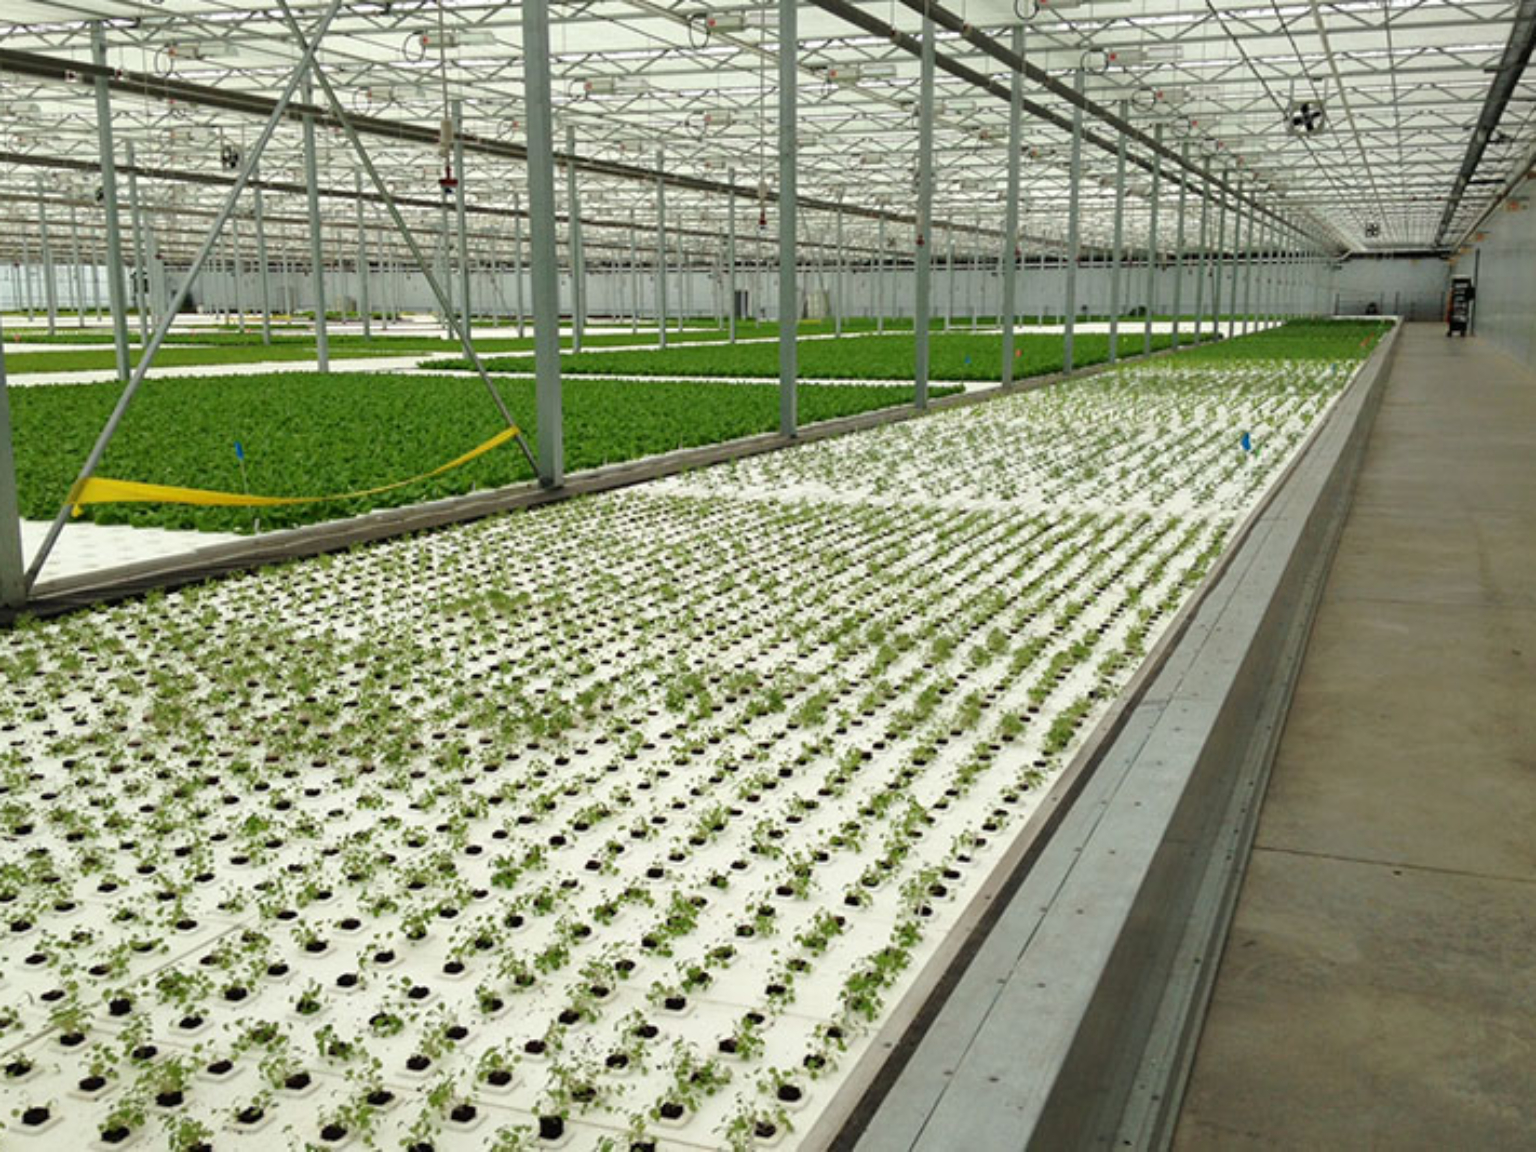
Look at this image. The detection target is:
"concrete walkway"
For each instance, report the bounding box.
[1174,323,1536,1149]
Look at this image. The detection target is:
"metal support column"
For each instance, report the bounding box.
[565,125,585,352]
[37,181,57,337]
[834,193,844,338]
[21,233,33,320]
[68,202,85,328]
[1107,100,1128,364]
[356,173,371,339]
[1240,183,1256,335]
[656,151,669,348]
[1211,186,1228,338]
[913,1,935,409]
[1193,162,1210,340]
[1143,123,1163,356]
[876,216,886,333]
[523,0,564,486]
[1226,185,1243,339]
[778,0,798,435]
[1171,144,1189,348]
[626,208,638,336]
[454,100,474,343]
[1063,68,1086,372]
[303,79,330,370]
[0,319,23,609]
[254,172,272,345]
[946,229,956,329]
[92,22,131,380]
[1001,24,1024,385]
[728,170,739,343]
[514,194,527,338]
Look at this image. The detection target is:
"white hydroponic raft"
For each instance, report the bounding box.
[0,357,1358,1151]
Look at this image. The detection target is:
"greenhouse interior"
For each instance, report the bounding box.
[0,0,1533,1149]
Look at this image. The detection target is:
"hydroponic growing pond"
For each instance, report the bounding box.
[0,325,1384,1150]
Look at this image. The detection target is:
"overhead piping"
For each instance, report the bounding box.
[1435,0,1536,247]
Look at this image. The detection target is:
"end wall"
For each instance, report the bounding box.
[1462,188,1536,369]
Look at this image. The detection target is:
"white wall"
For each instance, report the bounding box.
[186,254,1332,326]
[1326,254,1449,321]
[1462,198,1536,369]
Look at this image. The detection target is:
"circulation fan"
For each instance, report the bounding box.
[1287,100,1327,136]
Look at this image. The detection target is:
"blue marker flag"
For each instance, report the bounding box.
[1240,432,1252,453]
[234,440,245,462]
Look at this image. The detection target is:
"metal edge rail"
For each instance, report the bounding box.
[822,320,1400,1151]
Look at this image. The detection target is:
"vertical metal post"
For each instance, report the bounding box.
[1211,185,1228,338]
[1193,161,1210,340]
[522,0,563,486]
[1107,100,1128,364]
[913,1,935,409]
[1240,184,1256,335]
[778,0,798,435]
[355,172,371,339]
[0,318,24,609]
[92,22,131,379]
[1001,24,1024,385]
[728,170,738,343]
[514,194,527,338]
[834,193,844,338]
[876,216,886,333]
[68,202,85,329]
[678,229,688,332]
[564,124,585,352]
[92,247,104,322]
[946,228,956,329]
[626,207,638,336]
[453,100,473,343]
[233,219,247,334]
[1143,123,1163,356]
[21,232,33,320]
[1171,145,1189,348]
[254,171,272,345]
[1063,68,1085,372]
[1226,183,1243,339]
[303,80,330,370]
[37,182,57,337]
[1037,246,1046,324]
[656,151,669,348]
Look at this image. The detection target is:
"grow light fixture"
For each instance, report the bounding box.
[827,61,898,84]
[583,76,649,95]
[417,28,498,49]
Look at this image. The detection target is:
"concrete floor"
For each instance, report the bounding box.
[1174,324,1536,1149]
